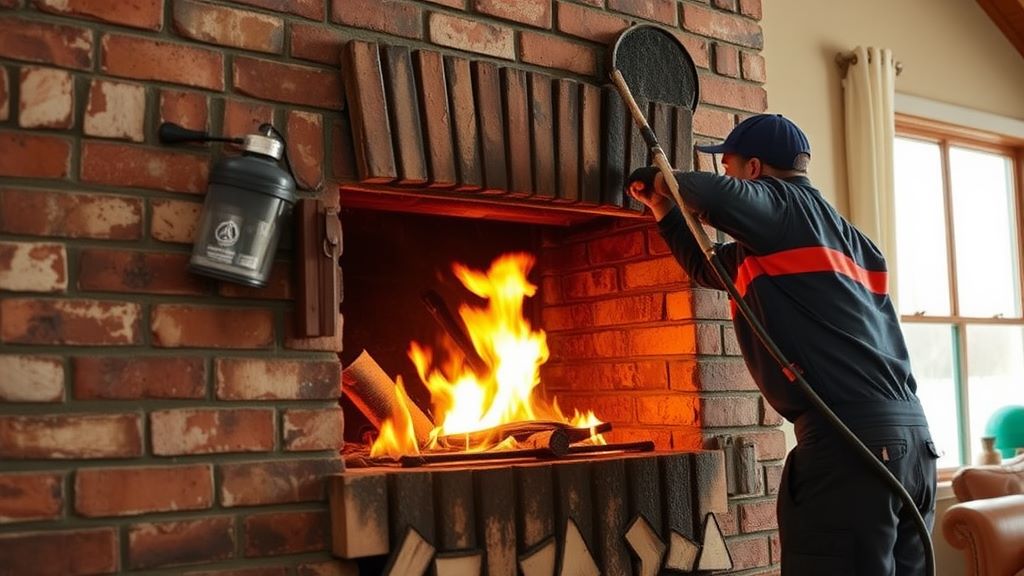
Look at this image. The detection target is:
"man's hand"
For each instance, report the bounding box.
[626,166,674,220]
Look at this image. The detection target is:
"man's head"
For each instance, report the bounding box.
[696,114,810,180]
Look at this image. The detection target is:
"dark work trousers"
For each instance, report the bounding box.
[778,400,939,575]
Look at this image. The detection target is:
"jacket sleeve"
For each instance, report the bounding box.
[656,205,739,290]
[672,171,788,251]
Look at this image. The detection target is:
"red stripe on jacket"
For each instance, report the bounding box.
[733,246,888,298]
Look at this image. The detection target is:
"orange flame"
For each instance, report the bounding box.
[370,253,605,456]
[369,376,420,459]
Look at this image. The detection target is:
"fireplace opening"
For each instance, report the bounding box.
[339,207,548,448]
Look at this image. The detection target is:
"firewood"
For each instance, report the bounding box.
[664,530,700,572]
[559,519,600,576]
[696,513,733,571]
[518,538,556,576]
[436,421,611,450]
[522,429,570,456]
[433,551,483,576]
[422,289,489,375]
[385,526,436,576]
[342,349,434,444]
[328,472,389,559]
[624,515,665,576]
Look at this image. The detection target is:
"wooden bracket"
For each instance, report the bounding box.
[295,198,341,337]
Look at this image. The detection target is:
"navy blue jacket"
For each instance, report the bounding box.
[657,172,918,422]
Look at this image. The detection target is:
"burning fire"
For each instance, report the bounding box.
[371,253,605,458]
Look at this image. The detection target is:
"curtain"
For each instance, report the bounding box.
[842,46,899,307]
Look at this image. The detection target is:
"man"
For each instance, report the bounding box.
[626,114,939,575]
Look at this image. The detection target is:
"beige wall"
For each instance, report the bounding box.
[763,0,1024,213]
[762,2,1024,574]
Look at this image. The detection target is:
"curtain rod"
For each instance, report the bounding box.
[835,51,903,77]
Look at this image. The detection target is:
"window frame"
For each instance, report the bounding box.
[895,113,1024,478]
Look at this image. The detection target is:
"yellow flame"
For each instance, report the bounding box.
[373,253,606,455]
[369,376,420,458]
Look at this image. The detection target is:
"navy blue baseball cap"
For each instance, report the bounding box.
[696,114,810,170]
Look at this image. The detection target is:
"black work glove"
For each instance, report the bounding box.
[626,166,659,196]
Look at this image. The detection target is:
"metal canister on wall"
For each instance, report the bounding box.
[189,127,296,287]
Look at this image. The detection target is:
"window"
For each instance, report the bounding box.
[894,115,1024,472]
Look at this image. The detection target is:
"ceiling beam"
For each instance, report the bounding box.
[977,0,1024,59]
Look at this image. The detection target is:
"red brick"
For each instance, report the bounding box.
[666,359,699,391]
[539,242,588,272]
[222,98,274,139]
[741,51,766,82]
[244,510,328,557]
[0,131,70,179]
[475,0,551,28]
[174,0,284,53]
[0,472,63,523]
[215,358,341,400]
[0,188,142,239]
[77,249,207,295]
[296,561,359,576]
[151,198,201,243]
[714,43,740,78]
[760,398,782,426]
[556,393,636,424]
[588,229,645,264]
[607,0,676,25]
[219,458,342,507]
[647,228,670,255]
[231,0,323,20]
[622,256,687,289]
[636,393,699,425]
[665,291,694,320]
[1,298,142,346]
[0,68,7,121]
[290,22,350,65]
[0,528,118,575]
[628,324,697,355]
[674,32,710,69]
[81,140,210,194]
[744,429,787,461]
[160,89,209,132]
[151,305,274,349]
[84,79,146,142]
[555,293,665,329]
[694,106,734,138]
[712,0,737,10]
[541,275,561,304]
[233,56,343,109]
[102,34,224,91]
[73,356,206,400]
[695,358,756,391]
[430,12,515,60]
[518,31,597,76]
[186,568,289,576]
[723,324,742,355]
[541,360,667,391]
[0,17,93,70]
[556,1,629,44]
[727,535,771,571]
[127,517,235,570]
[331,0,422,40]
[0,241,67,293]
[283,408,343,451]
[151,408,274,455]
[681,3,763,49]
[75,465,213,517]
[0,355,64,402]
[18,66,73,129]
[0,413,142,459]
[739,0,762,20]
[287,109,324,191]
[764,463,782,495]
[36,0,163,30]
[561,267,619,299]
[769,531,780,564]
[547,329,628,361]
[697,323,722,355]
[694,288,731,319]
[739,499,777,533]
[699,74,767,113]
[701,395,759,427]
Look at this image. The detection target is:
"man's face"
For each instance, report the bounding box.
[722,153,761,180]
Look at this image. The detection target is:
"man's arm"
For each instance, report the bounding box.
[656,205,736,290]
[671,171,788,251]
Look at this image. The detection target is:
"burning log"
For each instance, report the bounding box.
[436,420,611,450]
[421,289,489,375]
[399,434,567,468]
[342,349,434,445]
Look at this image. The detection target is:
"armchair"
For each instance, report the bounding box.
[941,454,1024,576]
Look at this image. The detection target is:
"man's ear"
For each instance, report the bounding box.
[748,157,763,178]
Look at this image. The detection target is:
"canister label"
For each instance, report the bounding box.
[206,214,242,263]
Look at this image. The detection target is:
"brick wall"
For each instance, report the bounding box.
[0,0,780,574]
